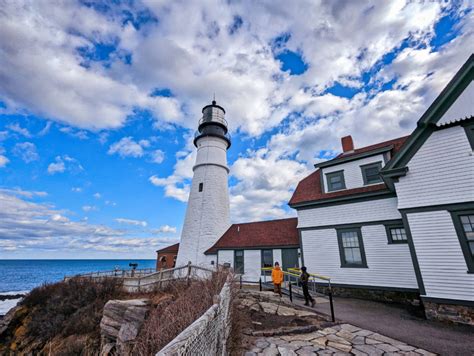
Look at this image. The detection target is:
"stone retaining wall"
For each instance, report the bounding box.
[424,301,474,326]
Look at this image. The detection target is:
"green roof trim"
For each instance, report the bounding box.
[381,54,474,181]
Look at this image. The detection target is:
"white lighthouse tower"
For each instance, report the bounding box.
[175,100,231,267]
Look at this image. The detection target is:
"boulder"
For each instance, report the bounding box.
[100,299,150,355]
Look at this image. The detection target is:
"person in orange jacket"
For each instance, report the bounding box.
[271,262,284,297]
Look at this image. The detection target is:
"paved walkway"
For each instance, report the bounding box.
[246,323,436,356]
[292,296,474,356]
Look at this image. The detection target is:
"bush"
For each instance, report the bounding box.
[133,271,229,355]
[20,277,124,345]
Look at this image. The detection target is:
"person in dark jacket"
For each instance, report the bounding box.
[300,266,315,307]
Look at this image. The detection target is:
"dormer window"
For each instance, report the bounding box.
[361,162,383,185]
[326,170,346,192]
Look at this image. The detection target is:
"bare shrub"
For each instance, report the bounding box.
[133,271,229,355]
[19,277,124,349]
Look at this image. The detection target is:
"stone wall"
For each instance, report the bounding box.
[315,284,421,306]
[423,301,474,326]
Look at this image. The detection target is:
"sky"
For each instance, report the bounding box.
[0,1,472,259]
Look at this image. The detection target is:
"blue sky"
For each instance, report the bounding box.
[0,1,472,259]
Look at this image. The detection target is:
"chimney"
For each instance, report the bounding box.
[341,135,354,153]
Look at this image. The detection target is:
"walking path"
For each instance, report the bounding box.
[246,323,436,356]
[292,296,474,356]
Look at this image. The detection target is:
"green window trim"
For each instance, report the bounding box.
[384,222,408,244]
[450,210,474,273]
[360,161,383,185]
[337,227,368,268]
[261,249,273,275]
[234,250,244,274]
[326,170,346,192]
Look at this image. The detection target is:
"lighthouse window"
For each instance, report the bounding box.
[199,183,203,192]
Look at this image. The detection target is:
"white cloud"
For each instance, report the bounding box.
[59,126,89,140]
[115,218,147,227]
[93,192,101,199]
[47,157,65,174]
[0,188,47,198]
[0,189,174,255]
[72,187,82,192]
[47,155,83,174]
[12,142,39,163]
[108,136,148,158]
[6,123,31,137]
[150,149,165,164]
[151,225,177,234]
[82,205,97,212]
[0,154,9,168]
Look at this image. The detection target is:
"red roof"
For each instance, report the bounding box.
[334,135,409,160]
[205,218,298,254]
[289,136,408,207]
[156,243,180,254]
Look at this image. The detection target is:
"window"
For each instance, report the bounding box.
[385,223,408,244]
[199,183,203,192]
[261,249,273,274]
[326,170,346,192]
[234,250,244,274]
[451,211,474,273]
[361,161,383,185]
[337,228,367,268]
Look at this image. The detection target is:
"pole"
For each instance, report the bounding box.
[328,282,335,322]
[239,275,242,289]
[259,278,262,291]
[289,281,293,302]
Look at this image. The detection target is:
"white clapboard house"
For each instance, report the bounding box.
[161,55,473,324]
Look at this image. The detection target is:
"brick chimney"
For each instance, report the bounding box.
[341,135,354,153]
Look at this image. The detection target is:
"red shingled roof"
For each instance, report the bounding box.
[334,135,409,159]
[156,243,180,254]
[205,218,298,254]
[289,136,409,207]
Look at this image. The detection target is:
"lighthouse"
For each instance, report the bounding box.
[175,100,231,267]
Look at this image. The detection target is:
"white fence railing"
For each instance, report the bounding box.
[156,280,233,356]
[67,263,215,293]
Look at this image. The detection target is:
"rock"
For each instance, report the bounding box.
[369,333,399,345]
[260,302,278,314]
[278,346,298,356]
[256,340,270,349]
[340,324,360,333]
[318,327,338,335]
[327,341,352,353]
[262,346,280,356]
[351,336,366,345]
[100,298,150,356]
[353,329,373,337]
[312,337,328,347]
[326,334,351,345]
[244,352,257,356]
[353,344,384,356]
[335,330,354,340]
[414,348,437,356]
[374,343,400,353]
[396,344,416,351]
[365,338,382,345]
[290,340,312,347]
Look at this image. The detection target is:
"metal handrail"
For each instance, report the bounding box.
[194,130,231,142]
[287,267,331,281]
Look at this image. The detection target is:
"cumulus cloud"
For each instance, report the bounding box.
[0,152,9,168]
[47,155,83,174]
[108,137,150,158]
[150,149,165,164]
[12,142,39,163]
[6,123,31,137]
[93,192,101,199]
[151,225,177,234]
[115,218,148,227]
[82,205,97,212]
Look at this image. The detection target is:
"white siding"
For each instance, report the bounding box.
[301,225,418,289]
[297,197,400,228]
[395,126,474,209]
[322,154,385,192]
[407,210,474,301]
[437,81,474,126]
[218,250,233,266]
[243,250,261,281]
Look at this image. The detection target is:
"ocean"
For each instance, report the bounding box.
[0,259,156,315]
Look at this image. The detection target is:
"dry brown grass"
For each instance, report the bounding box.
[133,271,229,355]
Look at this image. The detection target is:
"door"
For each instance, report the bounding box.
[282,248,299,271]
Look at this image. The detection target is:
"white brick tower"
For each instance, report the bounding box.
[176,100,231,267]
